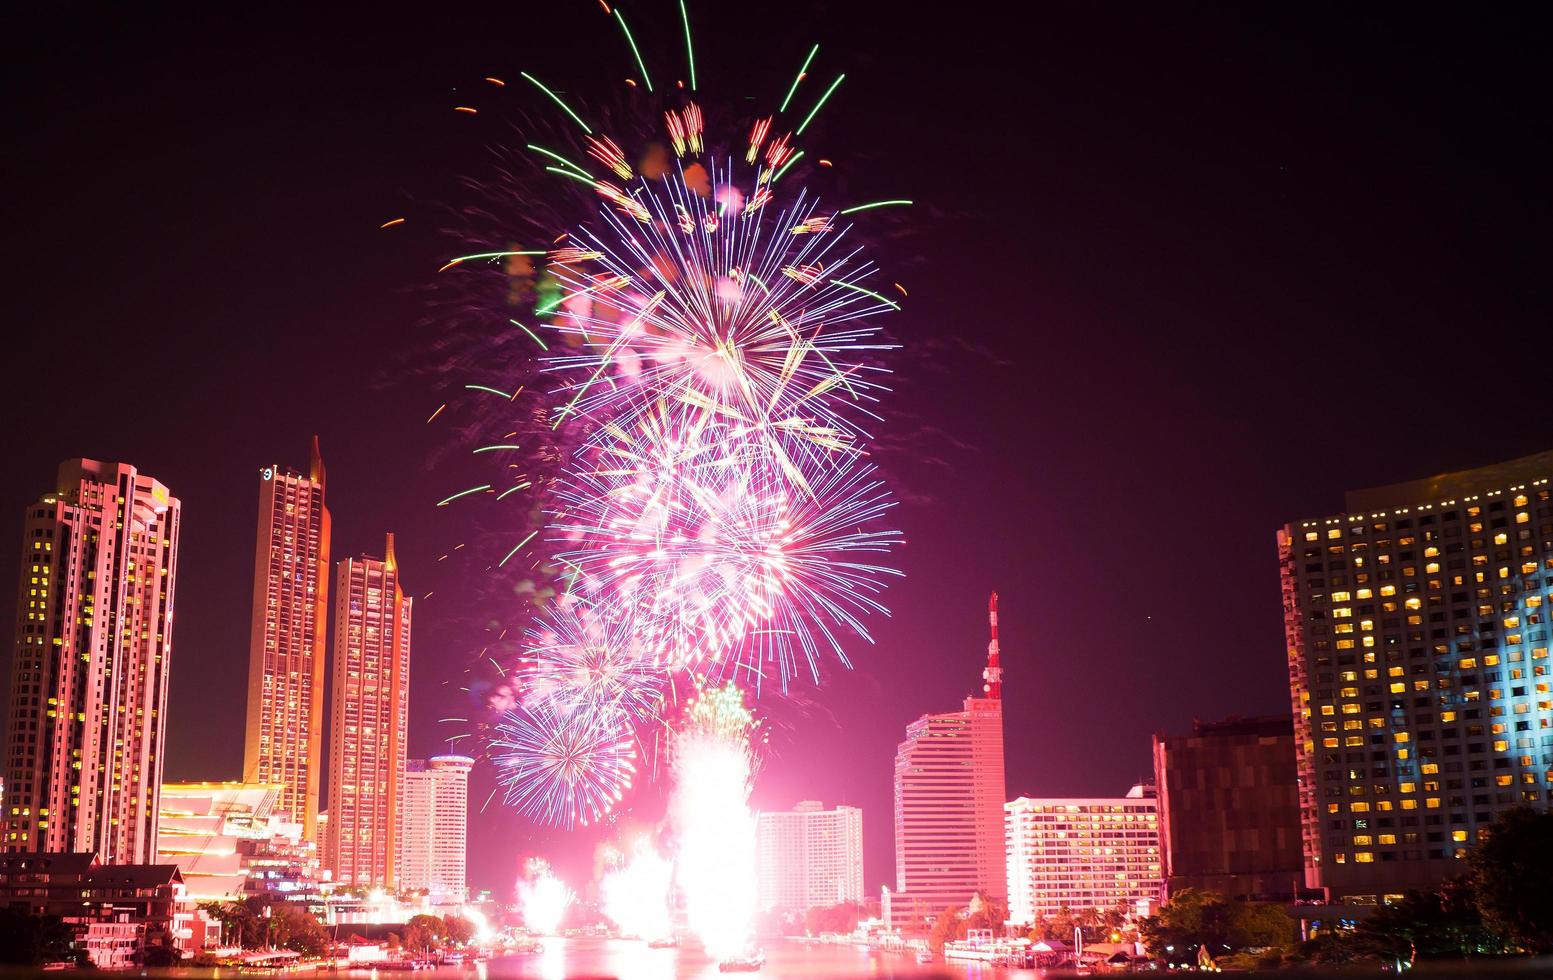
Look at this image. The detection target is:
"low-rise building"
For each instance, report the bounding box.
[0,852,193,965]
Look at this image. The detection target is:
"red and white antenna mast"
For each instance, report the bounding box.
[983,592,1002,699]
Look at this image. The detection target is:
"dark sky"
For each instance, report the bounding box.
[3,3,1549,899]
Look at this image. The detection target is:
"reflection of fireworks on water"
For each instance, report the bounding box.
[671,684,758,960]
[601,836,674,942]
[492,701,635,829]
[518,863,574,935]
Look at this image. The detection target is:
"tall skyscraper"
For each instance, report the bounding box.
[3,460,181,863]
[326,534,411,888]
[889,593,1007,930]
[1005,783,1162,924]
[1280,449,1553,902]
[755,801,864,913]
[243,438,330,842]
[1151,716,1303,901]
[397,756,473,902]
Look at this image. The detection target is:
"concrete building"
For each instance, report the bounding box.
[3,460,181,864]
[325,534,412,888]
[1280,449,1553,902]
[889,594,1006,930]
[755,800,864,913]
[397,756,472,902]
[243,438,331,842]
[156,781,319,903]
[1152,716,1304,901]
[0,852,194,966]
[1005,784,1162,925]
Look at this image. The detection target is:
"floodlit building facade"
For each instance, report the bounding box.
[3,459,181,864]
[397,756,472,902]
[326,534,412,888]
[243,438,331,842]
[889,594,1007,930]
[755,800,864,913]
[156,781,318,903]
[1005,784,1163,924]
[1152,716,1303,901]
[1281,449,1553,902]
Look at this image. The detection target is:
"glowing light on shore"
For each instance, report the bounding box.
[601,838,674,942]
[672,685,758,960]
[519,868,574,935]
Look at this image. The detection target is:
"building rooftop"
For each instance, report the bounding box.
[1343,447,1553,513]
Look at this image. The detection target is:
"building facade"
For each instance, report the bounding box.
[755,800,864,913]
[243,438,331,842]
[3,459,181,864]
[156,781,318,903]
[1005,784,1162,924]
[397,756,472,902]
[1281,450,1553,902]
[325,534,411,888]
[889,594,1007,930]
[1151,716,1303,901]
[0,852,194,966]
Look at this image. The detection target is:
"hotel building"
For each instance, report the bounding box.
[889,594,1006,930]
[325,534,412,888]
[243,438,331,842]
[1005,783,1162,924]
[1280,449,1553,902]
[397,756,473,902]
[1152,716,1303,901]
[3,459,181,864]
[755,801,864,913]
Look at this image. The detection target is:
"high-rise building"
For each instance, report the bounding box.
[889,593,1007,930]
[755,801,864,913]
[1151,716,1303,901]
[3,460,181,863]
[397,756,472,902]
[1005,783,1162,924]
[243,438,331,842]
[326,534,411,888]
[1280,449,1553,902]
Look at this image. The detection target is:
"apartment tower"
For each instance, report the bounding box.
[1280,448,1553,902]
[755,801,864,913]
[397,756,473,902]
[325,534,412,888]
[243,438,331,842]
[3,459,181,863]
[889,593,1007,930]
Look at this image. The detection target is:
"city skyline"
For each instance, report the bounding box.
[4,2,1549,899]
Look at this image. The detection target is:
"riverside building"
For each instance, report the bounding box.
[3,460,180,863]
[755,800,864,913]
[243,438,331,842]
[889,594,1007,930]
[1279,448,1553,902]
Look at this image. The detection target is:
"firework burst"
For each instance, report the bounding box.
[491,700,636,829]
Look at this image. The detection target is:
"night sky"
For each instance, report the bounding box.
[4,4,1549,899]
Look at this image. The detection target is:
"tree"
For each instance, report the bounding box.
[928,906,962,952]
[1355,879,1502,960]
[1140,889,1234,959]
[270,902,329,956]
[403,914,447,956]
[443,914,476,946]
[804,903,861,936]
[199,900,264,949]
[1227,902,1296,950]
[1470,805,1553,953]
[0,908,75,965]
[958,893,1007,940]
